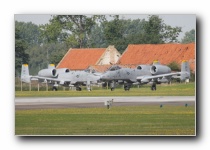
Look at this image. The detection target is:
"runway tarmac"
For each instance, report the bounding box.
[15,96,195,110]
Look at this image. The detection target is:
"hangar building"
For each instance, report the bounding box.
[56,43,195,73]
[118,43,195,72]
[56,45,121,71]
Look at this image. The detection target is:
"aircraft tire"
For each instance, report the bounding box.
[52,87,58,91]
[76,87,82,91]
[151,84,156,91]
[111,88,114,91]
[124,86,130,91]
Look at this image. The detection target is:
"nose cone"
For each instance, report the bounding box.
[100,73,108,80]
[100,74,105,80]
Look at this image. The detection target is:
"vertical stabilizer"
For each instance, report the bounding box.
[180,60,191,81]
[21,64,31,83]
[48,64,55,69]
[152,60,160,65]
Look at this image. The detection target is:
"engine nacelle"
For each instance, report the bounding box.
[38,69,57,78]
[56,68,70,74]
[136,65,150,70]
[150,65,171,75]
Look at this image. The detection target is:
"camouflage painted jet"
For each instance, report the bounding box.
[21,64,101,91]
[100,61,191,91]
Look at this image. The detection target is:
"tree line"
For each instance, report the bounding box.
[15,15,195,75]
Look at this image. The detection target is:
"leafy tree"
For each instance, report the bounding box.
[162,25,182,43]
[102,15,182,52]
[15,28,29,76]
[49,43,69,66]
[50,15,106,48]
[143,15,182,44]
[102,16,147,53]
[143,15,164,44]
[39,17,64,43]
[26,43,68,74]
[87,23,108,48]
[103,15,126,53]
[123,19,147,44]
[104,15,123,42]
[181,29,195,43]
[15,21,41,46]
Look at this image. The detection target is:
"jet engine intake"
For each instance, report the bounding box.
[38,69,57,78]
[150,65,171,75]
[136,65,150,70]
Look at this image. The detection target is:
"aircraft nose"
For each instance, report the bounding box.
[100,74,105,80]
[100,73,107,80]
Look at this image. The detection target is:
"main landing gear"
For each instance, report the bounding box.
[86,84,92,91]
[76,87,82,91]
[52,86,58,91]
[110,81,116,91]
[151,83,156,91]
[124,83,131,91]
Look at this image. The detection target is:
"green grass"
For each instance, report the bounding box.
[15,105,195,135]
[15,82,195,97]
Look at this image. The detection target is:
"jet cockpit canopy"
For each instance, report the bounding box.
[84,68,96,73]
[108,65,122,71]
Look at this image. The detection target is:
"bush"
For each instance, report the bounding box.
[167,61,180,71]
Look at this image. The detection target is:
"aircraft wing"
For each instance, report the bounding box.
[31,76,61,82]
[31,76,71,86]
[137,72,181,83]
[30,76,96,86]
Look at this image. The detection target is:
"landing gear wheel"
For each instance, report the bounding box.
[111,87,114,91]
[124,86,130,91]
[52,86,58,91]
[76,87,82,91]
[151,84,156,91]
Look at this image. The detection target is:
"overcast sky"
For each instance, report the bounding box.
[15,14,196,41]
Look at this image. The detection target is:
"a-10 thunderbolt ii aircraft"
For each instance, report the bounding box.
[21,64,101,91]
[100,60,191,91]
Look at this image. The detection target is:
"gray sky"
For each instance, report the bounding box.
[15,14,196,40]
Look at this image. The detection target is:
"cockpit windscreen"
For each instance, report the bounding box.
[108,65,121,71]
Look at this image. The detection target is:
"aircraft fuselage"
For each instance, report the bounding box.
[101,67,151,82]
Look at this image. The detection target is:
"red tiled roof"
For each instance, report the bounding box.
[119,43,195,71]
[56,48,106,70]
